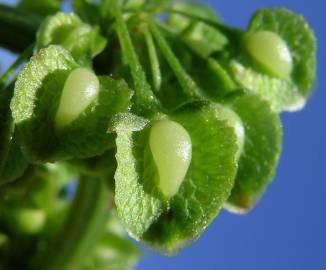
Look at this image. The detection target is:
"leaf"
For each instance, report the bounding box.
[18,0,62,16]
[223,92,282,213]
[167,2,227,58]
[37,12,107,63]
[230,61,306,112]
[115,104,238,252]
[11,45,132,162]
[248,8,316,95]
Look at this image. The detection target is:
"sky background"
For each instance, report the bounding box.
[0,1,325,270]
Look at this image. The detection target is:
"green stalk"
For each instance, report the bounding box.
[149,20,203,99]
[0,44,34,89]
[37,176,110,270]
[0,4,40,53]
[111,0,160,113]
[144,27,162,92]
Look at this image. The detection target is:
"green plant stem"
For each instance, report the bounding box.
[0,44,34,89]
[149,20,203,99]
[111,0,160,113]
[144,27,162,92]
[0,4,40,53]
[38,176,110,270]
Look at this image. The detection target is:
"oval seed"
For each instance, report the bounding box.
[149,119,192,198]
[55,67,99,128]
[245,30,293,79]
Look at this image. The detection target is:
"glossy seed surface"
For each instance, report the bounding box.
[149,119,192,198]
[55,67,99,128]
[245,30,293,79]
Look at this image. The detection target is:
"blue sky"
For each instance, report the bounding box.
[0,1,325,270]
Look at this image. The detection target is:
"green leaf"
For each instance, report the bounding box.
[18,0,62,16]
[115,104,238,252]
[37,12,107,63]
[224,92,282,213]
[248,8,316,95]
[11,45,132,162]
[167,2,227,58]
[230,61,306,112]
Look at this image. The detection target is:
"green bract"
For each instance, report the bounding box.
[11,45,132,162]
[230,61,306,112]
[248,8,316,94]
[230,8,316,112]
[213,103,245,160]
[224,93,282,212]
[114,104,238,252]
[37,12,107,63]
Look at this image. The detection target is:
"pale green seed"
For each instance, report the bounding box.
[149,119,192,198]
[55,67,99,128]
[215,105,245,160]
[245,30,293,79]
